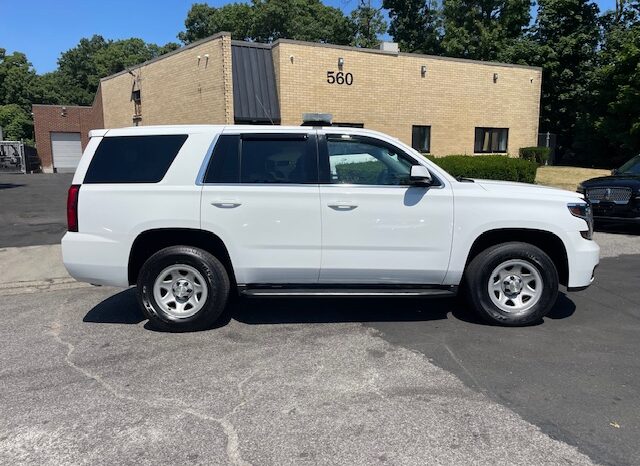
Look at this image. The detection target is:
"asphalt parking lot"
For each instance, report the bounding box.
[1,173,639,465]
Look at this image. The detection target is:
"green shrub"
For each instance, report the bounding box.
[519,146,550,166]
[335,161,384,184]
[427,155,537,183]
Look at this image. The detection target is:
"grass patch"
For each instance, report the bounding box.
[535,166,610,191]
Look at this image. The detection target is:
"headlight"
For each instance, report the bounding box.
[568,202,594,240]
[576,183,585,194]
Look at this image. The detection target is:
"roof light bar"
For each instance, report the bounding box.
[301,113,333,127]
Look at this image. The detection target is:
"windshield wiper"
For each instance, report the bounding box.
[456,176,475,183]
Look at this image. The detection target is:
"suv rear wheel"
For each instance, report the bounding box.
[136,246,230,331]
[464,242,559,326]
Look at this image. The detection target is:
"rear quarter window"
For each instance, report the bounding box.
[84,134,188,183]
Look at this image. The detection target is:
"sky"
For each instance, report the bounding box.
[0,0,618,74]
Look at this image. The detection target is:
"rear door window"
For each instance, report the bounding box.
[205,133,318,184]
[84,134,187,183]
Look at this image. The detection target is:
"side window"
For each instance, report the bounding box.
[205,135,240,183]
[240,136,316,184]
[326,136,415,185]
[84,134,187,183]
[411,125,431,153]
[474,127,508,153]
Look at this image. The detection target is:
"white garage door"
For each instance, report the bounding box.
[51,132,82,173]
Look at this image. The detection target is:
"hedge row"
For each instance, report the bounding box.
[519,146,551,166]
[427,155,538,183]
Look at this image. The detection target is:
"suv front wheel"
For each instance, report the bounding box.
[464,242,559,326]
[136,246,230,331]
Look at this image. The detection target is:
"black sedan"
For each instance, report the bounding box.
[578,155,640,224]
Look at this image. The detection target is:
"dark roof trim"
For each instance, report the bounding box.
[101,32,231,82]
[230,40,271,49]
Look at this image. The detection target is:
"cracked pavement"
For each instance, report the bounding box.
[1,285,596,465]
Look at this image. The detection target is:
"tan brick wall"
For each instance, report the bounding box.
[101,34,233,128]
[272,41,542,156]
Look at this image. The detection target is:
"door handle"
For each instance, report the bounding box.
[211,199,242,208]
[328,202,358,211]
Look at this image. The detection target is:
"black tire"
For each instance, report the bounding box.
[136,246,230,331]
[464,242,559,326]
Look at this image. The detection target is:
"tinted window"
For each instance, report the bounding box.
[84,135,187,183]
[241,137,316,184]
[327,136,414,185]
[205,135,240,183]
[412,126,431,153]
[474,128,508,153]
[619,155,640,175]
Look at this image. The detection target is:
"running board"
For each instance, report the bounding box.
[239,286,457,298]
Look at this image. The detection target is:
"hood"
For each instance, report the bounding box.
[581,174,640,189]
[473,179,585,201]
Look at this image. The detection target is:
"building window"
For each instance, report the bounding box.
[411,126,431,153]
[475,127,508,153]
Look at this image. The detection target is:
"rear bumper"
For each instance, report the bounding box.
[61,232,130,287]
[565,232,600,289]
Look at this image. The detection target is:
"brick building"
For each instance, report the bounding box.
[33,32,542,173]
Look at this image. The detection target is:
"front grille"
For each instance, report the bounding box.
[586,187,632,204]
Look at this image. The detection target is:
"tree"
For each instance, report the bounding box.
[383,0,443,54]
[440,0,532,61]
[56,35,181,105]
[0,49,38,112]
[574,0,640,165]
[350,0,388,48]
[533,0,600,161]
[178,0,355,45]
[0,104,33,142]
[177,3,254,43]
[250,0,354,44]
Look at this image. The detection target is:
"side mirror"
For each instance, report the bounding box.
[410,165,432,185]
[611,168,619,176]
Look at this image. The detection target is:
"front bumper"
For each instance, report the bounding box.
[564,232,600,290]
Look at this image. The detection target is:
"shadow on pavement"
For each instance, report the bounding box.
[83,288,577,330]
[595,221,640,235]
[0,183,25,190]
[83,288,145,325]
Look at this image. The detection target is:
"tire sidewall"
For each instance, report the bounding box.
[137,247,228,330]
[469,244,558,326]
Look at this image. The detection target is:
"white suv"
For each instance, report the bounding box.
[62,125,599,330]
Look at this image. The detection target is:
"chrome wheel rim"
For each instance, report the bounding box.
[488,259,543,314]
[153,265,208,319]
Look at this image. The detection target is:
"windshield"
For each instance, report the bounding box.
[618,155,640,175]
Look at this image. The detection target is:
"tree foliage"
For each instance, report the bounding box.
[383,0,442,53]
[178,0,355,45]
[574,0,640,165]
[56,35,179,105]
[178,3,254,43]
[441,0,531,60]
[350,1,388,48]
[0,104,33,142]
[0,49,38,112]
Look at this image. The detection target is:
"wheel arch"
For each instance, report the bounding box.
[128,228,235,286]
[465,228,569,286]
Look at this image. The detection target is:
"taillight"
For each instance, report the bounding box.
[67,184,80,232]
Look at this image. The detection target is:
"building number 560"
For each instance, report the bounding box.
[327,71,354,85]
